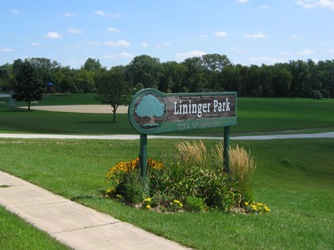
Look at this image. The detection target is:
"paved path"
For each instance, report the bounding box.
[0,171,192,250]
[0,132,333,140]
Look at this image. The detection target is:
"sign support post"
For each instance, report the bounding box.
[224,126,230,173]
[139,133,148,177]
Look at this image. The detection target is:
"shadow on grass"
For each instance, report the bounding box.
[78,120,114,125]
[0,109,31,113]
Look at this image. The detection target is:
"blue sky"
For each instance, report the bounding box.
[1,0,333,68]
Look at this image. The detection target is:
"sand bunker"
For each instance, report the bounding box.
[26,105,129,114]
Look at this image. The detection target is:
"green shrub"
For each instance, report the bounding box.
[185,196,206,212]
[104,141,269,214]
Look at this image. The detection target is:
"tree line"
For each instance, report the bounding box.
[1,54,333,100]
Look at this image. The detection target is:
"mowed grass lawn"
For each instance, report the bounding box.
[0,95,333,135]
[0,95,333,249]
[0,138,333,249]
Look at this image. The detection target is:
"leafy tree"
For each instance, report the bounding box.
[82,58,104,72]
[317,60,334,98]
[269,64,292,97]
[12,59,44,111]
[160,61,187,93]
[202,54,231,91]
[28,57,61,91]
[312,90,322,101]
[126,55,161,89]
[182,57,207,92]
[96,67,131,122]
[1,53,334,98]
[74,69,96,93]
[0,63,12,91]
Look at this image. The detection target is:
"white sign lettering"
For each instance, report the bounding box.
[173,98,230,118]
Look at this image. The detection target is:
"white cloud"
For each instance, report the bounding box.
[155,42,171,48]
[296,0,334,10]
[199,34,207,39]
[94,10,121,17]
[231,47,249,53]
[1,48,15,52]
[94,10,107,16]
[84,41,103,46]
[104,40,130,47]
[214,31,228,37]
[250,56,284,65]
[325,48,334,53]
[141,42,149,47]
[260,5,270,9]
[298,49,315,55]
[288,34,301,40]
[245,33,267,39]
[107,27,120,33]
[68,28,83,34]
[120,52,134,58]
[64,12,75,17]
[10,9,20,14]
[104,52,134,59]
[176,50,206,61]
[30,42,40,46]
[44,32,62,39]
[281,50,293,55]
[237,0,248,3]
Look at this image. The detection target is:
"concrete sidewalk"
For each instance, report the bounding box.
[0,171,191,250]
[0,132,333,140]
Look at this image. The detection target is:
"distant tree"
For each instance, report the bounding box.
[96,67,131,122]
[12,59,44,111]
[82,58,104,72]
[159,61,187,93]
[202,54,231,91]
[312,90,322,101]
[74,69,96,93]
[126,55,161,89]
[269,64,292,97]
[29,57,61,91]
[0,63,12,91]
[182,57,207,92]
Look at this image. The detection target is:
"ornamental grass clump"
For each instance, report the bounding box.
[175,140,207,168]
[228,144,256,201]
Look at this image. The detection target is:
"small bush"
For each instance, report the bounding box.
[105,157,162,204]
[104,141,269,214]
[185,196,206,212]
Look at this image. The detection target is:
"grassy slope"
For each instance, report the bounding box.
[0,95,333,249]
[0,138,333,249]
[1,97,334,135]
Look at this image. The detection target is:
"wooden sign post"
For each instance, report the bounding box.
[128,88,237,176]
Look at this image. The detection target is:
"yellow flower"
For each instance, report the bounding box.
[144,197,152,203]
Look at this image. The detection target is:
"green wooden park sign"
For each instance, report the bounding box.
[128,88,237,176]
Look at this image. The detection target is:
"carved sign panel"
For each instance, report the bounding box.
[128,88,237,134]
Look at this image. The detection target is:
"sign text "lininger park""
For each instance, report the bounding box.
[173,98,231,118]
